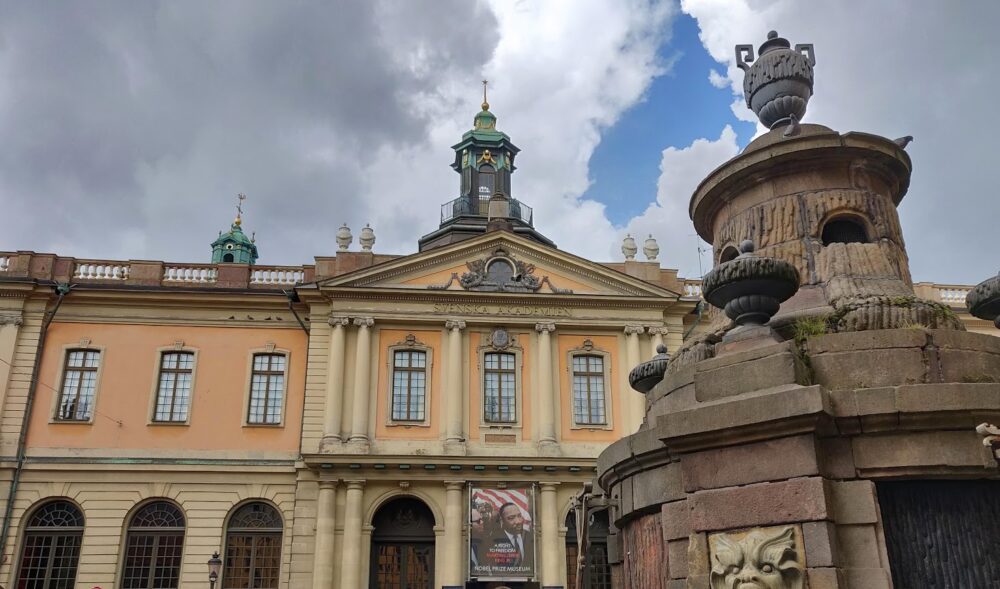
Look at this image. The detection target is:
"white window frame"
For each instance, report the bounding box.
[50,342,105,424]
[147,345,199,426]
[242,346,291,427]
[477,336,524,430]
[385,336,434,427]
[566,342,613,430]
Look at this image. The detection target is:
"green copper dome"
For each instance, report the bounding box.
[211,217,258,265]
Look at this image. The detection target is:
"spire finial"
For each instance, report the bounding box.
[481,79,490,111]
[235,193,246,226]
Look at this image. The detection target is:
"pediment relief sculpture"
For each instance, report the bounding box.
[428,247,573,294]
[709,526,804,589]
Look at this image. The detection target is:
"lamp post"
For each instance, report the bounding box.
[207,551,222,589]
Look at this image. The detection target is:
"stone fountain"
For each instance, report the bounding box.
[594,31,1000,589]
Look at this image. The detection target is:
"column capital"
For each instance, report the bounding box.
[444,480,466,491]
[647,326,669,336]
[445,319,467,331]
[0,314,23,326]
[624,324,645,336]
[328,316,350,327]
[535,322,556,333]
[344,479,367,490]
[538,481,561,491]
[352,317,374,328]
[318,479,339,490]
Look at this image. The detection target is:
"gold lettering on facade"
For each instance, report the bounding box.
[432,303,571,318]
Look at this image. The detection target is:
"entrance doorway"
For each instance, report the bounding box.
[370,497,436,589]
[878,480,1000,587]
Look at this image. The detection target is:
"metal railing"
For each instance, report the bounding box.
[439,195,533,226]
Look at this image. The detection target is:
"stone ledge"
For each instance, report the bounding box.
[852,430,988,472]
[680,434,821,492]
[806,329,927,355]
[694,351,809,402]
[687,476,829,532]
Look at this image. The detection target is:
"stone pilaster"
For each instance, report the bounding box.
[624,325,645,432]
[540,482,561,588]
[348,317,374,448]
[0,314,23,416]
[442,480,466,587]
[322,317,350,448]
[444,320,466,453]
[339,480,366,589]
[312,480,338,589]
[535,322,558,449]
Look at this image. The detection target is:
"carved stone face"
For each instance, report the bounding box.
[709,527,803,589]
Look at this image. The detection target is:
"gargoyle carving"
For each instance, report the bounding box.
[710,526,803,589]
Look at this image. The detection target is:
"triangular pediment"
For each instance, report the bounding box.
[316,232,679,299]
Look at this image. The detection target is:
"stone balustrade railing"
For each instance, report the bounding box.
[682,280,703,299]
[680,279,977,309]
[0,251,314,290]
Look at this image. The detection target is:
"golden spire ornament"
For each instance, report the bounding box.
[481,79,490,111]
[235,193,246,226]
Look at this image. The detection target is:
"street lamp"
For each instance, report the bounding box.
[207,551,222,589]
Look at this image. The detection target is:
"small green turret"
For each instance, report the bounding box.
[211,194,259,264]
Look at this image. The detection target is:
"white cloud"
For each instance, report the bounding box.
[624,126,739,277]
[707,69,728,89]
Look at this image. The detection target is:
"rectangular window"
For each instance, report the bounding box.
[248,353,286,425]
[391,350,427,421]
[484,352,516,423]
[56,350,100,421]
[572,355,606,425]
[153,352,194,422]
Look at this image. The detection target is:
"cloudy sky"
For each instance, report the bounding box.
[0,0,995,284]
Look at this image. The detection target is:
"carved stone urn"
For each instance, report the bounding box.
[967,271,1000,329]
[736,31,815,129]
[701,240,800,330]
[336,223,352,251]
[628,344,670,394]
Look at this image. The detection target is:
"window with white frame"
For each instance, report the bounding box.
[248,353,286,425]
[391,350,427,421]
[153,352,194,422]
[483,352,516,423]
[572,354,607,425]
[56,349,100,421]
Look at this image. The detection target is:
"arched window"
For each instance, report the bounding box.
[821,216,869,245]
[120,501,185,589]
[370,498,435,589]
[223,502,284,589]
[223,253,235,262]
[16,500,84,588]
[565,510,611,589]
[485,259,515,284]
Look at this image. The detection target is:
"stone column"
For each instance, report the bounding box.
[442,480,466,587]
[322,317,350,447]
[648,326,669,358]
[624,325,645,431]
[535,322,558,447]
[339,480,366,589]
[312,480,338,589]
[540,482,561,588]
[348,317,374,446]
[444,320,467,449]
[0,315,23,414]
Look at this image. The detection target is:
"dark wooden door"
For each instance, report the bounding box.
[878,480,1000,588]
[369,497,436,589]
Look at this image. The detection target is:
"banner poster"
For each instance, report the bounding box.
[469,484,536,580]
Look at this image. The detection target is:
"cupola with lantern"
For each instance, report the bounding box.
[211,193,259,265]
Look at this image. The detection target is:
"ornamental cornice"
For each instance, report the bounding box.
[321,289,681,311]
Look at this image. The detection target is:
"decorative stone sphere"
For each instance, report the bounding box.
[359,223,375,252]
[643,235,660,261]
[736,31,815,129]
[701,240,800,328]
[336,223,353,251]
[622,234,638,261]
[967,271,1000,329]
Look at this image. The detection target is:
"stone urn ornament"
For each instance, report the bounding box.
[622,234,638,261]
[736,31,815,134]
[336,223,352,251]
[643,235,660,261]
[629,344,670,394]
[967,271,1000,329]
[359,223,375,252]
[701,240,800,337]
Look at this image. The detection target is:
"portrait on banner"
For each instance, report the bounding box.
[469,485,536,580]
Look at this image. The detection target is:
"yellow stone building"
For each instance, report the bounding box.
[0,101,991,589]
